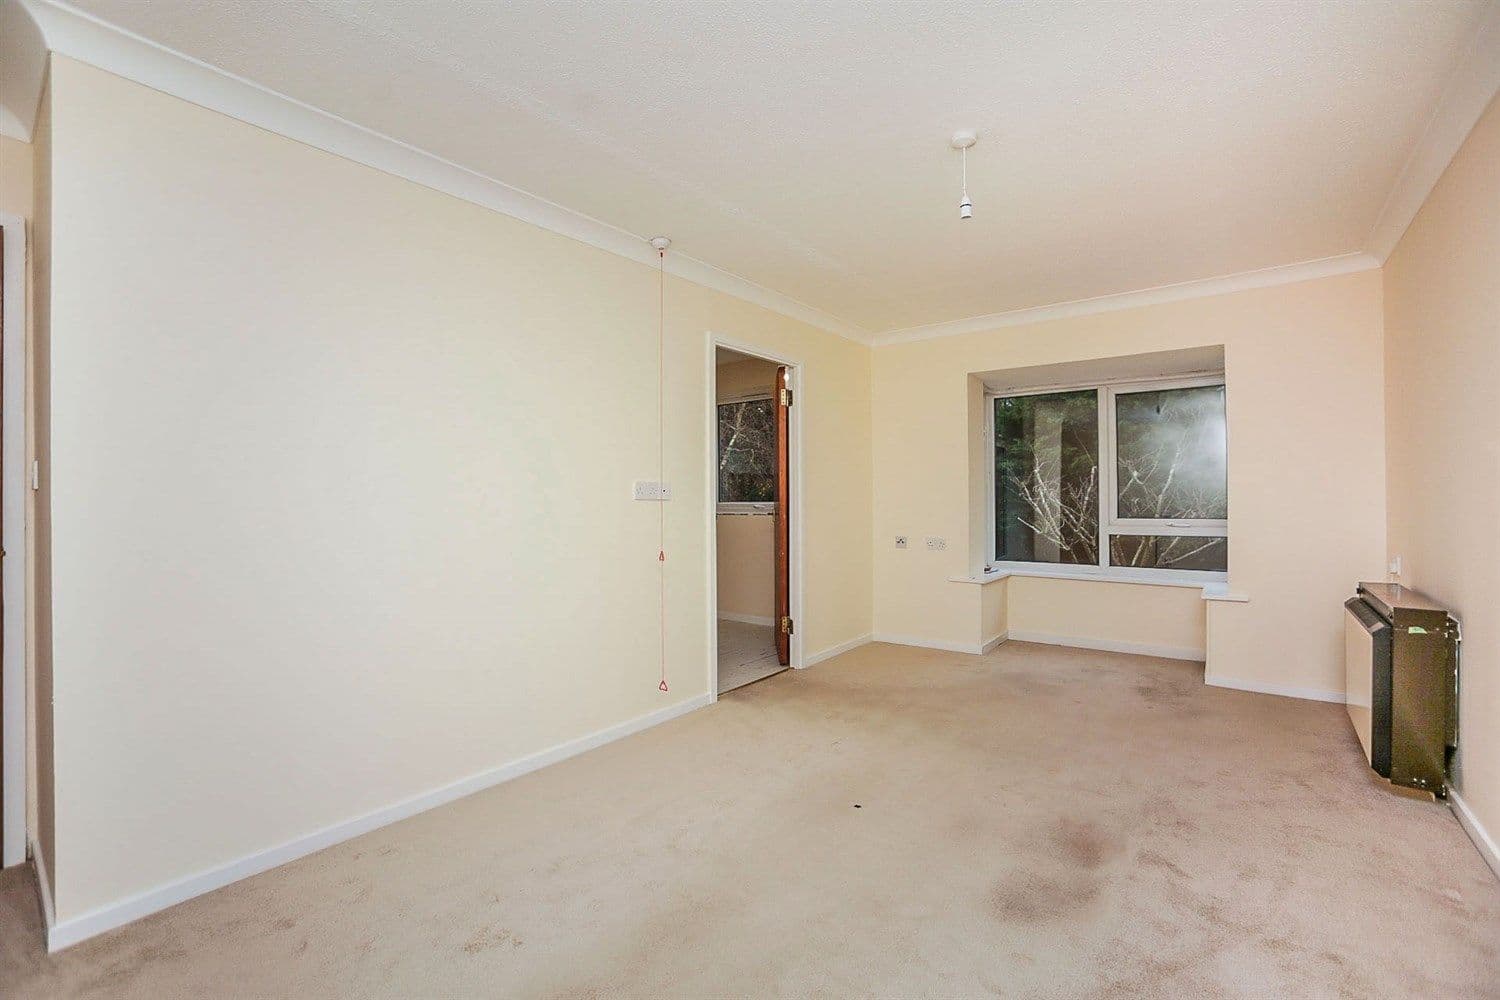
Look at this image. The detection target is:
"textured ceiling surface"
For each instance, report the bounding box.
[68,0,1489,333]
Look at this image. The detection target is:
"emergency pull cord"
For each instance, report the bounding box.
[653,238,670,693]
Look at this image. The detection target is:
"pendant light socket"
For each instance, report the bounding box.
[951,129,977,219]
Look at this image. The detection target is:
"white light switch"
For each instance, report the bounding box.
[633,480,671,501]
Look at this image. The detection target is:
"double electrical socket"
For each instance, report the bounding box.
[633,480,672,501]
[894,535,947,550]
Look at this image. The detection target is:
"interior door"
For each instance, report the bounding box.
[774,365,790,666]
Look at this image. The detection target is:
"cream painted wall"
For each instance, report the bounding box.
[1007,578,1205,656]
[0,135,31,217]
[715,516,773,620]
[873,270,1387,694]
[39,57,871,921]
[714,356,777,620]
[717,356,777,400]
[1384,96,1500,850]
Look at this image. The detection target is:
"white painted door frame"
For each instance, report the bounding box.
[1,212,28,868]
[704,333,805,700]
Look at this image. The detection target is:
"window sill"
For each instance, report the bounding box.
[948,566,1248,602]
[717,502,776,515]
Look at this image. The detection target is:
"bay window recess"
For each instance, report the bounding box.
[989,375,1227,581]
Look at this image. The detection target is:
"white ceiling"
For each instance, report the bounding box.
[46,1,1499,334]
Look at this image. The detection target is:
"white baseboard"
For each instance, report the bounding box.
[29,836,54,930]
[803,633,871,667]
[880,631,1345,707]
[45,692,711,952]
[1006,630,1205,662]
[717,612,774,627]
[873,633,990,655]
[1450,788,1500,882]
[1204,674,1345,704]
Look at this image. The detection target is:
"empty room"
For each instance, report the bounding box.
[0,1,1497,996]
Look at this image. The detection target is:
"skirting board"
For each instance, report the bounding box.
[45,692,711,952]
[872,633,999,655]
[717,612,774,627]
[1205,674,1345,704]
[1006,630,1205,662]
[1451,789,1500,882]
[804,633,872,667]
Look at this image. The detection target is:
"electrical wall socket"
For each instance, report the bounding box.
[895,536,908,549]
[632,480,671,501]
[925,536,947,551]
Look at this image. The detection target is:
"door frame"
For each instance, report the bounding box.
[704,333,804,701]
[1,212,27,868]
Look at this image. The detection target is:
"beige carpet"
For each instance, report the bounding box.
[2,640,1497,998]
[717,618,784,693]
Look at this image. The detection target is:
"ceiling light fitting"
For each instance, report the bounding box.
[951,129,977,220]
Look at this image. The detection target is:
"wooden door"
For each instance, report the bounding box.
[774,365,790,666]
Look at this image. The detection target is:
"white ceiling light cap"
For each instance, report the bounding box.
[649,236,672,251]
[950,129,977,150]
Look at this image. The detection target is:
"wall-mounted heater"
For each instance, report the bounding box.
[1344,582,1459,798]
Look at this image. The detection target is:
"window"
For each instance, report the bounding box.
[991,377,1227,578]
[717,396,776,512]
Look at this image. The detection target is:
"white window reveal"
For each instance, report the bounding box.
[989,376,1227,582]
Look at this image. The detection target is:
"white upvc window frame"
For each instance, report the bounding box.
[716,391,777,515]
[986,373,1228,585]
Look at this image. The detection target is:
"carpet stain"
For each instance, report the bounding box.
[990,870,1102,923]
[1054,818,1120,869]
[462,925,521,954]
[1136,849,1191,879]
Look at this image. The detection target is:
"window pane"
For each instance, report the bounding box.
[718,399,776,502]
[994,390,1099,564]
[1110,534,1227,572]
[1115,385,1227,520]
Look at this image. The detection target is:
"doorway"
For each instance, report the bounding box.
[709,341,797,695]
